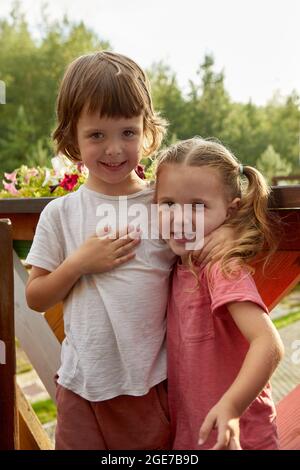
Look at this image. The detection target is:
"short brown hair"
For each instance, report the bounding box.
[53,51,167,161]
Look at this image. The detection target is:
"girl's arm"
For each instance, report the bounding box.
[198,301,284,449]
[26,230,141,312]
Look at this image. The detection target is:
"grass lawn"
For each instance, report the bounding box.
[273,310,300,330]
[32,399,57,424]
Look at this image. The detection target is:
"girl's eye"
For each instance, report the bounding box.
[192,202,205,210]
[160,201,175,207]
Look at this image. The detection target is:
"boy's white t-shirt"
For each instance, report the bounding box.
[26,184,176,401]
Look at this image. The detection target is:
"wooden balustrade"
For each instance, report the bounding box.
[0,220,18,449]
[0,185,300,450]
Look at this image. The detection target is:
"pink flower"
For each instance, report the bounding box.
[76,162,89,177]
[24,168,39,183]
[3,181,19,195]
[4,171,17,183]
[76,162,84,172]
[59,174,79,191]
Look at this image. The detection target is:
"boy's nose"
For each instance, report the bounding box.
[104,141,122,156]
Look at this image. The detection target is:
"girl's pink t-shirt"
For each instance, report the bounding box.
[167,261,279,450]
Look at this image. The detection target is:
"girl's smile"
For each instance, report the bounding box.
[157,163,239,260]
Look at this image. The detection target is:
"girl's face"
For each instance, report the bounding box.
[156,163,239,260]
[76,110,145,195]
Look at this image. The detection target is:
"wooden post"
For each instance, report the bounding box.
[0,219,18,449]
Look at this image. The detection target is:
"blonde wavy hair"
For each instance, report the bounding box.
[53,51,167,161]
[155,137,279,277]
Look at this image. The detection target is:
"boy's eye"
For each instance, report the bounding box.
[123,130,135,137]
[91,132,104,139]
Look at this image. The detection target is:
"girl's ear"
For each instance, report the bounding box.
[226,197,241,219]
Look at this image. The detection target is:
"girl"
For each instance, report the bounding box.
[25,52,233,450]
[155,137,284,450]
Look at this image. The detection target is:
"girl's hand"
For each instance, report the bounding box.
[194,225,236,266]
[198,400,242,450]
[70,225,141,275]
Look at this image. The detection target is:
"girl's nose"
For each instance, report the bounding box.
[172,204,193,231]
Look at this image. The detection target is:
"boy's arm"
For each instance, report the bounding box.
[194,225,236,265]
[26,260,82,312]
[26,230,141,312]
[198,301,284,449]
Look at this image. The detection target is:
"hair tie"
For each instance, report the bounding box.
[239,164,244,175]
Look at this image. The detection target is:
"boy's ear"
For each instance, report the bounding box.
[226,197,241,219]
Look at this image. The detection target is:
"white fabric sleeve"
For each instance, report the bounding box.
[25,202,64,272]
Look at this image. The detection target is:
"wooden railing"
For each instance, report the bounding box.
[0,185,300,450]
[272,175,300,186]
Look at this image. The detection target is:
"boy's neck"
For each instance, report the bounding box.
[85,172,147,196]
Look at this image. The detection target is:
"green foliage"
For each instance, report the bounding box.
[273,310,300,330]
[149,55,300,174]
[0,4,299,183]
[148,62,187,143]
[257,145,292,183]
[32,398,57,424]
[0,3,110,177]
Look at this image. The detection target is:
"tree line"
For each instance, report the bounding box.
[0,5,299,183]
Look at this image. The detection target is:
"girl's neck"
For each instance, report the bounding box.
[86,171,147,196]
[179,254,189,265]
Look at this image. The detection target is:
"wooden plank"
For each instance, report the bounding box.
[277,384,300,450]
[13,252,61,401]
[0,219,18,450]
[272,175,300,186]
[253,251,300,310]
[0,213,39,240]
[0,185,298,213]
[17,384,53,450]
[44,303,65,344]
[272,211,300,251]
[269,185,300,209]
[0,197,53,213]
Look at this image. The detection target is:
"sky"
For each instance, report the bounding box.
[1,0,299,105]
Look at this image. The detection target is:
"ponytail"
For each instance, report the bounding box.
[223,164,280,274]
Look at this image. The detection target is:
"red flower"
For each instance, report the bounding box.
[59,174,79,191]
[135,164,145,180]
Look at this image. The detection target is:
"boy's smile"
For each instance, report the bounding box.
[76,111,145,195]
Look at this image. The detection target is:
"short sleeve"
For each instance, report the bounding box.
[25,202,64,272]
[206,262,269,318]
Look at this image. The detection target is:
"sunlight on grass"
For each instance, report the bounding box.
[32,399,57,424]
[273,310,300,330]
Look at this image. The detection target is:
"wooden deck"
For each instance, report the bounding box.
[0,185,300,450]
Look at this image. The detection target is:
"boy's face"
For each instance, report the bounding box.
[156,164,234,258]
[76,110,144,194]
